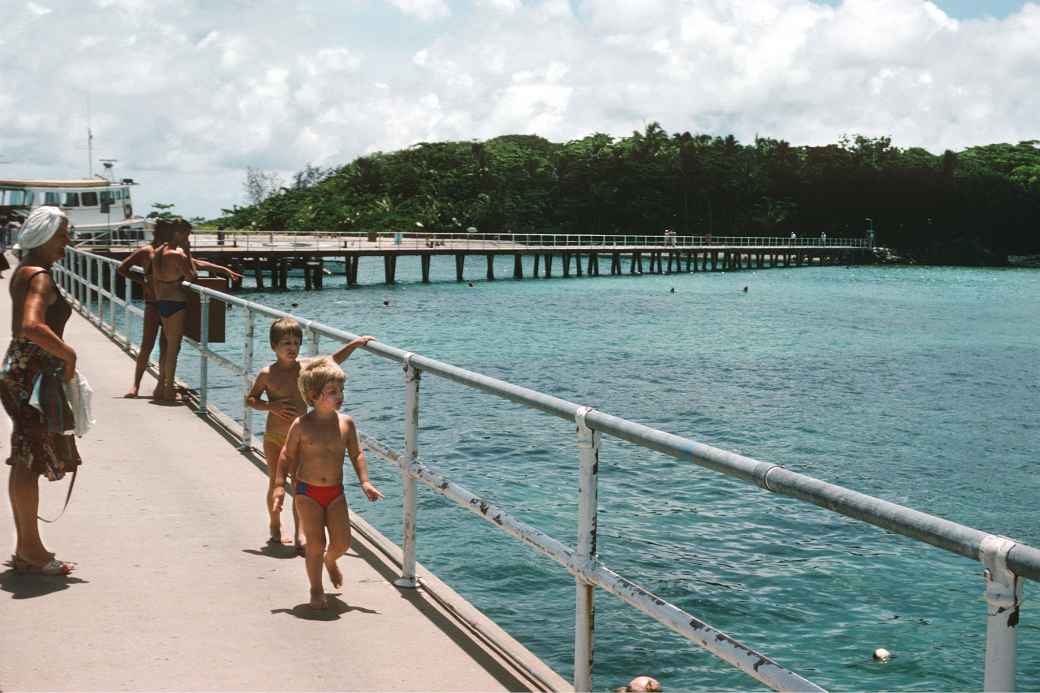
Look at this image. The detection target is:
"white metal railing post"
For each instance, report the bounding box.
[574,405,601,692]
[981,535,1022,691]
[198,293,210,415]
[107,261,116,334]
[309,326,320,356]
[395,352,421,589]
[241,308,255,449]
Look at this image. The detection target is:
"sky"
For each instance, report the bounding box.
[1,0,1037,219]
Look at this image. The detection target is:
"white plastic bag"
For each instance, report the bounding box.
[63,370,95,436]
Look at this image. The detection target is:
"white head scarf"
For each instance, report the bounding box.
[15,206,68,251]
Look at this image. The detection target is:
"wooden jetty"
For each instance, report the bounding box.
[93,231,874,291]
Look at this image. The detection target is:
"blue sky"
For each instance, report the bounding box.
[1,0,1038,217]
[821,0,1028,18]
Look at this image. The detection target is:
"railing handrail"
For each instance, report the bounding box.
[74,230,872,253]
[56,246,1028,692]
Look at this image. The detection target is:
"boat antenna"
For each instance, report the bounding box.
[87,93,93,177]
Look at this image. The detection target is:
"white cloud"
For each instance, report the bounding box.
[0,0,1037,218]
[26,2,52,16]
[387,0,450,21]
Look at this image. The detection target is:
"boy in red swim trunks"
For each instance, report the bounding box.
[271,356,383,608]
[246,318,373,549]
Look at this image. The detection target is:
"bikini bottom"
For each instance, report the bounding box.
[156,300,187,318]
[295,481,343,509]
[264,430,287,448]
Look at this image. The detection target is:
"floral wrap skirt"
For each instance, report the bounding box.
[0,337,81,480]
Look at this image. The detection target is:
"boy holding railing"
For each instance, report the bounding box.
[246,317,373,550]
[271,356,383,608]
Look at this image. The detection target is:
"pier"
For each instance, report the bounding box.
[7,245,1039,691]
[91,231,873,290]
[0,270,568,691]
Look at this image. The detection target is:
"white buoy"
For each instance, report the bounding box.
[873,647,892,662]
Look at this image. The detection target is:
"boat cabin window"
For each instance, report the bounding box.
[81,191,98,207]
[63,192,80,207]
[1,190,28,206]
[44,192,60,205]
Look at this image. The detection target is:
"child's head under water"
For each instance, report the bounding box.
[298,356,346,411]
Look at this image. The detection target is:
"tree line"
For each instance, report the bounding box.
[213,125,1040,264]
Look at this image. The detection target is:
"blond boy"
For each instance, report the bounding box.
[272,357,383,608]
[246,318,374,547]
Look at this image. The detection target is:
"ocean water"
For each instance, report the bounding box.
[133,257,1040,691]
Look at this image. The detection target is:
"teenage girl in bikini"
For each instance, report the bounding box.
[150,220,196,403]
[271,356,383,608]
[246,317,374,549]
[116,219,241,398]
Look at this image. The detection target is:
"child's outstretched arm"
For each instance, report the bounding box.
[345,416,383,501]
[272,420,301,513]
[331,336,376,365]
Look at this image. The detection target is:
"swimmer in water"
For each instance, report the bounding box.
[669,287,675,294]
[742,286,748,293]
[467,282,475,287]
[383,300,390,307]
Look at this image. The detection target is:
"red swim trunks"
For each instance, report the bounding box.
[295,482,343,508]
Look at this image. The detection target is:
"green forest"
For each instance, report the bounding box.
[214,124,1040,264]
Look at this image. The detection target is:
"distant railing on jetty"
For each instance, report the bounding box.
[56,245,1034,692]
[188,230,872,252]
[76,229,871,253]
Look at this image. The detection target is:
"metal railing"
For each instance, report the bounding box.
[55,246,1033,692]
[74,230,871,254]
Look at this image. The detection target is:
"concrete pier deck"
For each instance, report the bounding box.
[0,265,569,691]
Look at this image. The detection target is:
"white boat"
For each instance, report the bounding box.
[0,176,149,242]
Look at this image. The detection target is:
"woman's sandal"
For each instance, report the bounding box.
[11,555,74,575]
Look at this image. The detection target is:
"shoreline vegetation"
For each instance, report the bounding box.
[211,124,1040,267]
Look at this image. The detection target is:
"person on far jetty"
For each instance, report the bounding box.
[0,207,80,575]
[117,219,241,398]
[246,318,373,550]
[272,356,383,608]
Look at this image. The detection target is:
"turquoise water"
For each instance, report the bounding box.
[131,258,1040,691]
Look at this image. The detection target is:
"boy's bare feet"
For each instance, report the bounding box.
[325,558,343,589]
[309,588,327,609]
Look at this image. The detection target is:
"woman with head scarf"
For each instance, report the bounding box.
[0,206,79,575]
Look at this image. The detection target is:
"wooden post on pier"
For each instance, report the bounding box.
[345,255,359,287]
[254,264,265,290]
[590,252,599,276]
[513,254,523,279]
[575,254,583,277]
[544,254,553,278]
[384,255,397,284]
[611,252,621,275]
[304,264,313,291]
[562,253,571,277]
[533,254,540,277]
[486,254,495,281]
[666,252,674,274]
[421,255,431,283]
[455,254,465,282]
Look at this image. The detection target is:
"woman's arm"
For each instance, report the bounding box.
[116,246,151,284]
[20,271,76,380]
[192,258,243,281]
